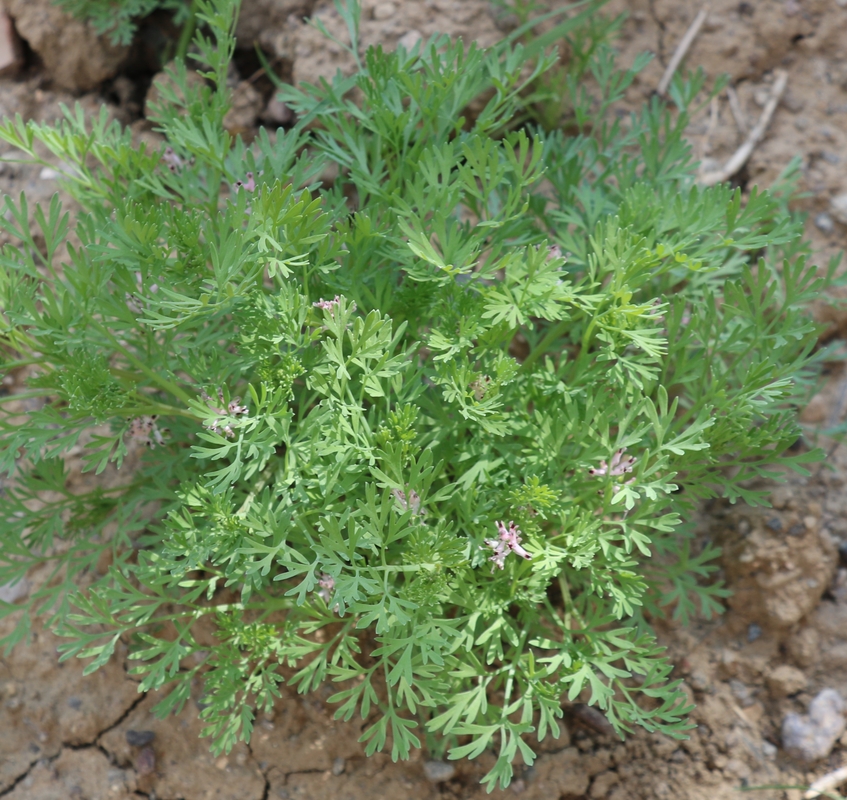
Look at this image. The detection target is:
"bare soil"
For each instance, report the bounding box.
[2,1,847,799]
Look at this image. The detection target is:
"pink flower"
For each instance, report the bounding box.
[200,389,248,438]
[484,520,532,571]
[234,172,256,192]
[392,488,422,515]
[588,448,636,478]
[127,415,166,448]
[313,296,341,313]
[317,573,335,604]
[162,147,185,173]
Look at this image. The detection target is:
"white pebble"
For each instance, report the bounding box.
[374,2,396,20]
[398,30,422,50]
[830,193,847,225]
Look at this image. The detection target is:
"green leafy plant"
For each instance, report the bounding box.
[0,0,839,790]
[53,0,194,51]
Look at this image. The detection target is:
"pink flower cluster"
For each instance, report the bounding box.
[392,488,422,515]
[233,172,256,192]
[588,448,636,478]
[200,389,248,438]
[162,147,188,173]
[484,520,532,571]
[317,573,334,604]
[313,296,341,313]
[127,415,166,449]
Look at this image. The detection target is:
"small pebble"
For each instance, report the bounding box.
[730,679,756,707]
[331,757,345,776]
[0,579,30,603]
[373,1,396,19]
[747,623,763,643]
[830,193,847,225]
[136,746,156,776]
[39,167,58,180]
[263,98,292,126]
[782,689,846,763]
[397,29,422,50]
[66,697,82,710]
[125,730,156,747]
[423,760,456,783]
[815,213,835,234]
[761,740,778,760]
[689,670,710,692]
[794,117,809,131]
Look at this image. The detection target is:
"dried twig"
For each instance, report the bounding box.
[726,84,748,135]
[804,764,847,799]
[699,70,788,187]
[657,5,710,96]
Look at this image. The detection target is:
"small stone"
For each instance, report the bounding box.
[263,97,293,126]
[730,679,755,707]
[423,760,456,782]
[38,167,59,180]
[747,622,763,643]
[830,193,847,225]
[397,29,422,50]
[787,627,819,669]
[0,579,29,603]
[815,213,835,234]
[689,670,710,692]
[66,697,82,710]
[125,730,156,747]
[761,740,778,760]
[794,117,809,130]
[215,756,228,770]
[767,665,808,698]
[782,689,846,762]
[136,746,156,776]
[783,90,805,113]
[331,757,345,776]
[373,1,396,20]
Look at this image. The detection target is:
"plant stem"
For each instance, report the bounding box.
[175,0,199,63]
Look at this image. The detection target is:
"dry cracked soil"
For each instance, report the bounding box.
[2,1,847,799]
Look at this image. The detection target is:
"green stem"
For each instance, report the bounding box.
[89,319,194,406]
[175,0,199,63]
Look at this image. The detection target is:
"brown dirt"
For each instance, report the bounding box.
[2,1,847,799]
